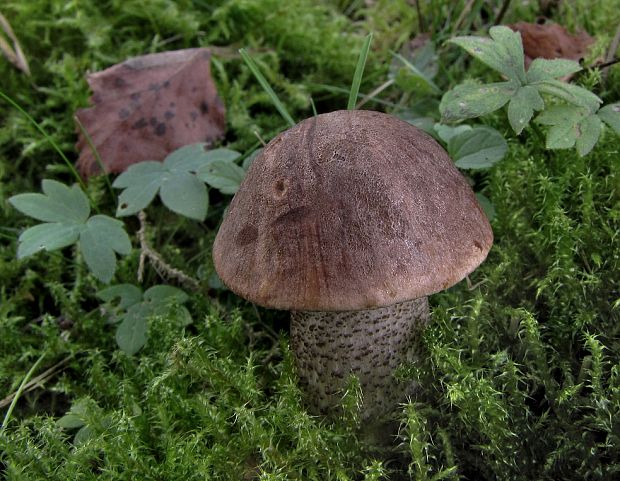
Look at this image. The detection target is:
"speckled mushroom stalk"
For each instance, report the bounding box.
[290,298,429,419]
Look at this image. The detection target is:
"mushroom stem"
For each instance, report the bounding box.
[290,297,429,421]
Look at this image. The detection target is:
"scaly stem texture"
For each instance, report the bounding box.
[290,297,429,421]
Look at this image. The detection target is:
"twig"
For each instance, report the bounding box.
[0,12,30,75]
[589,57,620,71]
[0,355,73,409]
[603,22,620,81]
[412,0,426,33]
[356,78,395,109]
[253,130,267,146]
[493,0,511,26]
[453,0,477,34]
[137,210,200,291]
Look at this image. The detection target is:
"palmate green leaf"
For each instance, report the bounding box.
[440,81,518,121]
[9,180,90,223]
[197,159,246,195]
[597,103,620,134]
[116,304,150,355]
[449,26,525,83]
[97,284,143,310]
[508,86,545,134]
[17,222,81,258]
[449,126,508,169]
[536,105,602,155]
[535,79,602,112]
[475,193,496,221]
[143,285,189,304]
[160,171,208,221]
[112,161,166,188]
[115,169,163,217]
[434,124,472,143]
[79,215,131,283]
[526,58,582,83]
[164,143,210,172]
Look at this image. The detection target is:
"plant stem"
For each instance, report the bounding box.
[1,352,47,434]
[239,48,295,127]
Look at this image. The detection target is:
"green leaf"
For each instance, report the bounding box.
[86,215,132,255]
[97,284,143,310]
[507,86,544,134]
[57,413,85,429]
[163,143,211,172]
[392,52,440,95]
[9,181,90,223]
[79,227,117,283]
[440,81,517,121]
[597,103,620,134]
[433,124,472,143]
[449,126,508,169]
[197,159,246,195]
[115,174,162,217]
[112,161,166,188]
[449,26,525,82]
[203,148,242,163]
[535,79,602,112]
[144,285,189,304]
[575,115,602,156]
[116,306,149,355]
[17,223,80,258]
[159,171,208,220]
[73,425,93,446]
[475,193,495,221]
[242,148,263,171]
[526,58,582,83]
[348,33,373,109]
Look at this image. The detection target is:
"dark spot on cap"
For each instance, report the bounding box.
[473,240,483,251]
[118,108,130,120]
[164,110,175,120]
[190,111,198,121]
[130,92,141,102]
[236,225,259,246]
[163,80,170,88]
[149,83,160,91]
[200,101,209,114]
[132,118,147,129]
[155,123,166,137]
[114,77,126,88]
[191,86,198,92]
[149,117,158,127]
[169,102,175,107]
[273,206,309,226]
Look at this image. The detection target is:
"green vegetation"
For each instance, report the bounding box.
[1,0,619,479]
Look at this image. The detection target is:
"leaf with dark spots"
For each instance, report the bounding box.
[75,48,226,177]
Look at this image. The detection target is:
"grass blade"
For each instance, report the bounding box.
[239,48,295,128]
[347,33,373,110]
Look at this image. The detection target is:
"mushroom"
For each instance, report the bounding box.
[213,110,492,422]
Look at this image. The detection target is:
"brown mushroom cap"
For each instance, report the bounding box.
[213,110,493,311]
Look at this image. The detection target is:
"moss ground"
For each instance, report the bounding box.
[0,1,619,479]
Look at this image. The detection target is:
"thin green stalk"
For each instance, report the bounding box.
[74,115,116,203]
[1,352,47,434]
[347,33,373,110]
[310,97,318,117]
[239,48,295,127]
[0,91,87,192]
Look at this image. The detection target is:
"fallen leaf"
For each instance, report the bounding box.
[509,22,594,71]
[75,48,226,177]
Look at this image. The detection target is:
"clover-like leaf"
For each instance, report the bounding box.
[79,215,132,283]
[164,143,211,172]
[114,163,165,217]
[449,126,508,169]
[143,285,189,304]
[116,304,150,355]
[97,284,143,310]
[17,223,81,259]
[597,103,620,134]
[197,159,246,195]
[160,171,208,220]
[537,104,601,155]
[535,79,602,112]
[475,192,496,221]
[440,81,518,121]
[434,123,472,143]
[449,26,525,83]
[526,58,582,83]
[10,180,90,223]
[507,85,545,134]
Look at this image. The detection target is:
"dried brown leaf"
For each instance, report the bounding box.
[0,12,30,75]
[75,48,226,177]
[509,21,595,69]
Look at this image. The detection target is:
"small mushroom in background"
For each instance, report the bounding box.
[213,110,493,429]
